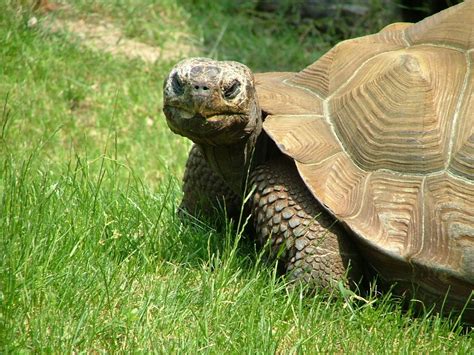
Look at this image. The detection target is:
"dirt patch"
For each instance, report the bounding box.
[43,17,195,63]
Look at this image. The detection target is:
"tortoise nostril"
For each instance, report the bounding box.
[192,83,211,95]
[194,85,209,91]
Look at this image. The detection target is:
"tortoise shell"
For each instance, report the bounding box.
[256,1,474,302]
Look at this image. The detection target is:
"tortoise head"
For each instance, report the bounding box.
[163,58,261,146]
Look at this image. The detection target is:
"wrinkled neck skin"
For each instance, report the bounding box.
[197,103,262,195]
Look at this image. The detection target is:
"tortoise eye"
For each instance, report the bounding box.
[223,80,241,100]
[171,72,184,95]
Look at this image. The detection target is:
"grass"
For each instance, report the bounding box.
[0,0,473,352]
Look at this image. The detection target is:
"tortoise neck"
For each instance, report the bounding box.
[197,119,262,195]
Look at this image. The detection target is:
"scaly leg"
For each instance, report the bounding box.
[250,158,364,288]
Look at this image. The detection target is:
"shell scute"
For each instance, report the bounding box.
[449,51,474,179]
[422,173,474,282]
[263,115,341,165]
[288,29,407,98]
[405,0,474,49]
[255,72,323,115]
[329,46,467,173]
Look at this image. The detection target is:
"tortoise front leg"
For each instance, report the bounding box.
[180,144,242,220]
[250,158,364,288]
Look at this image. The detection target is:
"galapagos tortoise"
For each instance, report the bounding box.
[163,1,474,321]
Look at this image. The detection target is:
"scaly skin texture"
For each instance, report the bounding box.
[249,158,364,287]
[180,144,242,219]
[180,145,364,287]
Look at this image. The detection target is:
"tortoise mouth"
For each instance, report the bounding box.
[165,105,244,121]
[163,105,251,145]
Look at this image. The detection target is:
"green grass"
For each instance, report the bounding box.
[0,0,473,352]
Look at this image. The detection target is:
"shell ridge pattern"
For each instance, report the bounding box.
[312,43,468,176]
[319,41,469,178]
[272,127,474,180]
[409,42,468,53]
[286,106,473,180]
[400,28,411,47]
[325,48,406,101]
[322,94,346,154]
[336,170,375,235]
[300,149,342,168]
[420,177,426,261]
[446,51,472,169]
[405,176,427,261]
[281,78,325,101]
[327,45,467,175]
[319,48,409,168]
[263,114,340,166]
[266,114,324,118]
[404,0,474,50]
[297,160,371,222]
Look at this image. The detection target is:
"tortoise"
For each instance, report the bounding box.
[163,1,474,321]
